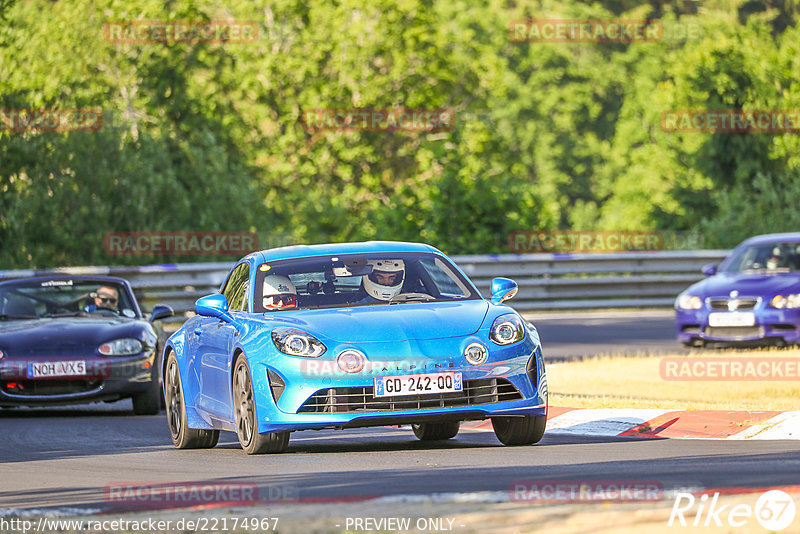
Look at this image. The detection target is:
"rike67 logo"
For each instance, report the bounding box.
[669,490,796,530]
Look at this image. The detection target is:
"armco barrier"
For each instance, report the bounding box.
[0,250,729,320]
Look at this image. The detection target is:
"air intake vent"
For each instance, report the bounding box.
[297,378,523,414]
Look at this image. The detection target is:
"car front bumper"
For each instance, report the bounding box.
[676,308,800,345]
[0,352,157,407]
[247,339,547,434]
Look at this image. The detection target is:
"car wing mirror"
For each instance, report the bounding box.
[195,294,240,327]
[701,263,717,276]
[491,277,518,304]
[149,304,174,323]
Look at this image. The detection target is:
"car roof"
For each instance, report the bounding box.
[739,233,800,246]
[247,241,443,264]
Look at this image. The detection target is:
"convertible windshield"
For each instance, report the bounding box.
[254,252,479,312]
[720,242,800,273]
[0,279,138,319]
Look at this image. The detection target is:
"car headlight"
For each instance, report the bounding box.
[677,294,703,310]
[98,338,144,356]
[771,294,800,309]
[271,328,327,358]
[490,313,525,345]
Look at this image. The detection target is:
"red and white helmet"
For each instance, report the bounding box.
[262,275,297,310]
[363,259,405,301]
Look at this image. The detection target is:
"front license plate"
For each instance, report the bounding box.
[374,372,463,397]
[708,312,756,327]
[27,360,87,379]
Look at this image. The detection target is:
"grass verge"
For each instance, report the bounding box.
[548,347,800,411]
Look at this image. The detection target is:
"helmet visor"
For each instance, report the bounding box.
[263,293,297,309]
[368,270,402,287]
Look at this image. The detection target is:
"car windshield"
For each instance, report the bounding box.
[254,252,479,312]
[0,279,139,319]
[719,242,800,273]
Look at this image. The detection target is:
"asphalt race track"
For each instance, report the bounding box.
[2,310,796,524]
[527,310,684,360]
[2,408,800,514]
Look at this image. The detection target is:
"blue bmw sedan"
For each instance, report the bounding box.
[676,233,800,347]
[163,241,548,454]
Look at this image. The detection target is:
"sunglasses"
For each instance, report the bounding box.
[97,296,118,304]
[263,294,296,309]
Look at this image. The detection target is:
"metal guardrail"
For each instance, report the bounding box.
[0,250,730,320]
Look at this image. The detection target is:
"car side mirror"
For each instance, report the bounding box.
[149,304,174,323]
[491,277,518,304]
[195,294,239,326]
[701,263,718,276]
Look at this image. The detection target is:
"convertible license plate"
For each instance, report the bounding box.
[27,360,87,379]
[708,312,756,327]
[374,372,462,397]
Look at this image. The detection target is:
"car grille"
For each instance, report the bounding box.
[707,297,759,311]
[1,379,102,396]
[704,326,764,339]
[297,378,523,414]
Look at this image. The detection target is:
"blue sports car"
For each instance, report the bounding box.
[164,241,548,454]
[676,232,800,347]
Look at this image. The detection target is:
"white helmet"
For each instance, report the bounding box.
[363,259,405,301]
[262,275,297,310]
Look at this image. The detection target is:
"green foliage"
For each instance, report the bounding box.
[1,0,799,268]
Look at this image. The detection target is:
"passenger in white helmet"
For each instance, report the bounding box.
[357,259,405,303]
[262,274,297,310]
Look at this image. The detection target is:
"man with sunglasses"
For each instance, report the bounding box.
[86,285,120,313]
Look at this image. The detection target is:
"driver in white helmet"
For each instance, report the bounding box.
[262,274,297,310]
[357,259,405,303]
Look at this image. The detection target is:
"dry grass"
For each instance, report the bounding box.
[548,347,800,411]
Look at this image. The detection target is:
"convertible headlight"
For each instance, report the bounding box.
[771,294,800,309]
[677,294,703,310]
[490,313,525,345]
[98,338,144,356]
[271,328,326,358]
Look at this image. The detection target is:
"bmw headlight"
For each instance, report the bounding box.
[771,294,800,309]
[677,294,703,310]
[490,313,525,345]
[271,328,327,358]
[98,338,144,356]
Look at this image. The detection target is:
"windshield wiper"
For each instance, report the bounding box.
[389,293,437,304]
[0,314,38,320]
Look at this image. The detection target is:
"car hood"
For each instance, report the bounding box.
[0,317,149,357]
[263,300,490,343]
[689,272,800,298]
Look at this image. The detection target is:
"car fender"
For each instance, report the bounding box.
[164,329,214,430]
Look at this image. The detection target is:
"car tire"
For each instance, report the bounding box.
[412,421,460,441]
[233,357,289,455]
[164,353,219,449]
[492,415,547,446]
[132,362,162,416]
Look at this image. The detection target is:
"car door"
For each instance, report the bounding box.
[197,262,248,420]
